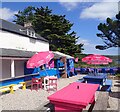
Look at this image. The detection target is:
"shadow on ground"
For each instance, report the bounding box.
[109,92,120,99]
[44,103,55,112]
[114,84,120,87]
[115,80,120,83]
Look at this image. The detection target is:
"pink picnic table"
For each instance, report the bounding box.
[48,82,99,112]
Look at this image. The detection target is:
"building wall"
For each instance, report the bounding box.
[15,60,26,77]
[0,30,49,80]
[0,59,28,80]
[0,30,49,52]
[0,59,2,79]
[0,59,11,79]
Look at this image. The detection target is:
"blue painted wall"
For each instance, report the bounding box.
[0,68,58,87]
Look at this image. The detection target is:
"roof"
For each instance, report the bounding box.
[0,48,74,59]
[0,19,48,42]
[0,48,36,58]
[53,51,74,59]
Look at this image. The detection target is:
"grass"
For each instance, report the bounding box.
[116,74,120,77]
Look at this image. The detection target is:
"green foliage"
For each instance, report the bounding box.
[13,6,84,55]
[116,74,120,77]
[96,11,120,50]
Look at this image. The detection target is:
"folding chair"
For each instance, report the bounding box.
[47,77,57,92]
[31,78,42,91]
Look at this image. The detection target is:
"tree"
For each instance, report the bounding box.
[96,11,120,50]
[13,6,84,55]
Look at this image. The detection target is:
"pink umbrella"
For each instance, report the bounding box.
[27,51,54,68]
[75,57,79,62]
[87,61,109,65]
[82,54,112,65]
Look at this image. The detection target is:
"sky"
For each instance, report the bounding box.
[0,0,119,55]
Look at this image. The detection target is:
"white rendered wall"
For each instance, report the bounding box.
[0,30,49,52]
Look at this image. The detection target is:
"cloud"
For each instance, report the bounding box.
[0,8,17,20]
[76,37,96,50]
[80,1,119,20]
[59,0,90,11]
[76,37,90,45]
[59,2,78,11]
[76,37,118,55]
[76,37,100,54]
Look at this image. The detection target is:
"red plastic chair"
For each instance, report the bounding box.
[47,77,57,92]
[31,78,42,91]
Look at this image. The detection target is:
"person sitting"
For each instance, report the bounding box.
[94,67,98,75]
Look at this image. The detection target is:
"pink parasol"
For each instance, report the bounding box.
[75,57,79,62]
[27,51,54,68]
[82,54,112,65]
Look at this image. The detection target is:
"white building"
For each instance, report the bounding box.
[0,19,49,80]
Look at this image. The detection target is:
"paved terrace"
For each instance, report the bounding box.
[0,74,120,111]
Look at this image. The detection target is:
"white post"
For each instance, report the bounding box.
[118,1,120,11]
[11,59,15,78]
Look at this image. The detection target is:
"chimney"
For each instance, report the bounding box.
[24,22,32,27]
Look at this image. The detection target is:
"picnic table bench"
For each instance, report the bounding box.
[0,84,18,93]
[101,79,112,92]
[83,73,107,85]
[77,78,85,83]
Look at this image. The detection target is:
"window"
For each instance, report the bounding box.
[27,29,36,38]
[31,31,35,37]
[28,30,31,36]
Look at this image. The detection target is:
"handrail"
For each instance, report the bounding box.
[0,68,58,82]
[0,73,39,82]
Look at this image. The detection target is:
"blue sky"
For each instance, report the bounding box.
[1,1,119,55]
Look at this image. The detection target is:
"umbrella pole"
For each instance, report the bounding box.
[94,64,97,75]
[44,69,49,76]
[38,66,49,77]
[44,64,49,76]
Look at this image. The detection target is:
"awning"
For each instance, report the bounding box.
[0,48,36,58]
[53,51,74,59]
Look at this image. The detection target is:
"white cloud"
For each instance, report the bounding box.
[0,8,17,20]
[59,0,100,2]
[80,1,119,20]
[76,37,90,45]
[59,2,78,11]
[59,0,92,11]
[76,37,118,55]
[76,37,96,50]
